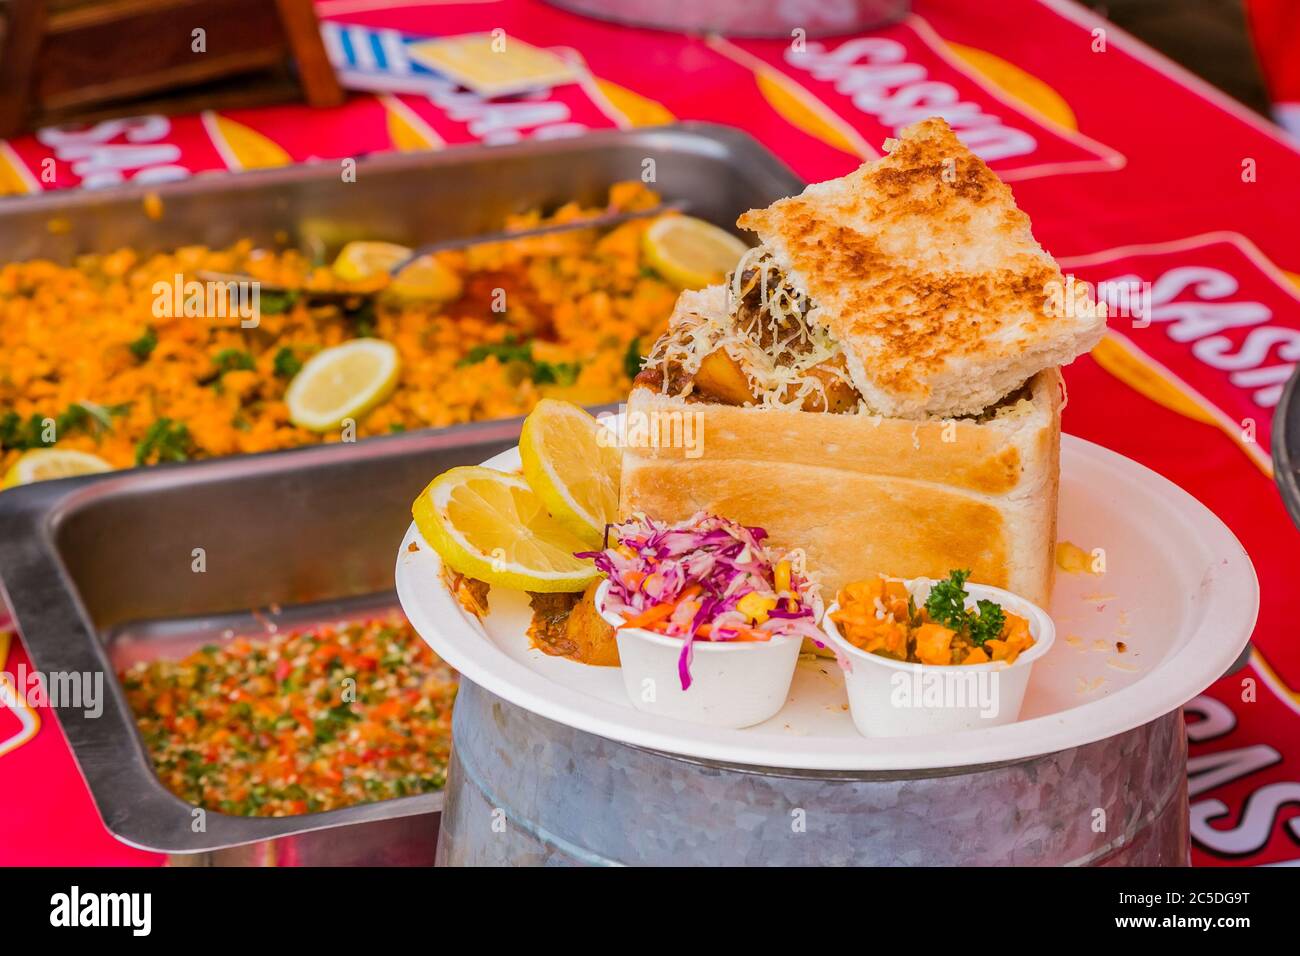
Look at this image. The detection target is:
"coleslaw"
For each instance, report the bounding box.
[580,512,822,688]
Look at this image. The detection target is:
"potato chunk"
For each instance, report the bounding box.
[692,348,756,406]
[914,623,958,665]
[566,582,620,666]
[783,356,860,412]
[526,582,619,666]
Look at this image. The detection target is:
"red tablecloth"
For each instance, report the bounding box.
[2,0,1298,866]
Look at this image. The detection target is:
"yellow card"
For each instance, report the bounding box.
[408,33,579,98]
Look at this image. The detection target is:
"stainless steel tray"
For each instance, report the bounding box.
[0,423,523,861]
[0,124,803,864]
[0,122,799,262]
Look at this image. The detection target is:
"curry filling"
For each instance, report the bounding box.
[639,249,858,413]
[638,247,1034,420]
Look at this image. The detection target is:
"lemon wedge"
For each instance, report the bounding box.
[285,339,400,432]
[332,241,412,282]
[520,399,620,546]
[642,215,749,289]
[412,466,598,592]
[388,254,464,302]
[2,448,112,488]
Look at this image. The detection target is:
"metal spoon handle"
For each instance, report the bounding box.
[388,199,691,273]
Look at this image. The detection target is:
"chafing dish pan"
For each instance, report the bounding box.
[0,124,802,864]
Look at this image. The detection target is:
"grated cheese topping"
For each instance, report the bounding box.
[647,247,864,412]
[644,248,1039,422]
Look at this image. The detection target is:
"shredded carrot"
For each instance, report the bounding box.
[622,584,704,632]
[620,602,676,630]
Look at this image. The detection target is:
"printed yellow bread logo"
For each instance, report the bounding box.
[707,36,875,160]
[944,43,1078,131]
[0,626,41,759]
[709,36,1078,159]
[0,141,39,196]
[381,95,445,151]
[755,69,875,158]
[1091,334,1216,426]
[1093,330,1272,479]
[408,33,579,98]
[203,113,291,170]
[592,79,675,127]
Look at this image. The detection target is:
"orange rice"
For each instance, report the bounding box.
[0,182,678,474]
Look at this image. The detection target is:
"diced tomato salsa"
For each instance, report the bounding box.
[120,617,456,816]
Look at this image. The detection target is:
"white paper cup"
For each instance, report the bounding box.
[820,578,1055,738]
[595,580,801,729]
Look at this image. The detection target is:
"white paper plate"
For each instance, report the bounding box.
[395,434,1257,770]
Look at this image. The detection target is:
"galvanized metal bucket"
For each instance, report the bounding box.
[437,680,1189,866]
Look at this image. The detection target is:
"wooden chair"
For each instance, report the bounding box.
[0,0,344,138]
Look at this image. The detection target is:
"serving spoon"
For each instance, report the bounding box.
[194,200,691,303]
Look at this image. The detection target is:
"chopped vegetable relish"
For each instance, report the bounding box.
[120,617,456,816]
[832,572,1034,666]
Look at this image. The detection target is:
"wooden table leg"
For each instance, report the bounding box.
[274,0,345,108]
[0,0,48,138]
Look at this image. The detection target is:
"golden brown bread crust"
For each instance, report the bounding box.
[737,118,1103,419]
[620,369,1062,606]
[623,398,1028,495]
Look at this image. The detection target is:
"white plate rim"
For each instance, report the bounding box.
[395,434,1259,771]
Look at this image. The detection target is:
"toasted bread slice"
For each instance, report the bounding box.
[737,117,1104,419]
[621,368,1062,607]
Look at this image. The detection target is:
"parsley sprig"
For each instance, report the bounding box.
[458,337,580,386]
[0,401,131,452]
[623,337,643,380]
[135,418,193,465]
[273,347,302,379]
[212,348,255,373]
[128,327,158,361]
[923,569,1006,646]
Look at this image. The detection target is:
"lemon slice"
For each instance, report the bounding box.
[2,448,112,488]
[642,215,749,289]
[332,241,412,282]
[413,466,598,592]
[285,339,401,432]
[520,399,619,546]
[388,254,464,302]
